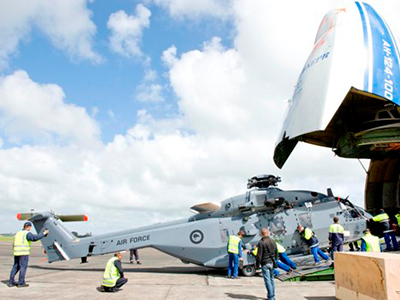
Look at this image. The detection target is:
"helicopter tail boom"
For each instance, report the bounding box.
[17,211,88,262]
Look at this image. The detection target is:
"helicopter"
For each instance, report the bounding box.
[18,174,370,276]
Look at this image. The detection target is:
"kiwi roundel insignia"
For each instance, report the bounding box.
[189,230,204,244]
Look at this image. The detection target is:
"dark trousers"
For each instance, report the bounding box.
[330,243,343,260]
[129,249,139,261]
[103,277,128,292]
[384,232,398,251]
[349,241,360,251]
[9,255,29,285]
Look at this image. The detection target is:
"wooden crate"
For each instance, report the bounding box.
[335,252,400,300]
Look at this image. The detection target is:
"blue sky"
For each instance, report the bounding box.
[5,1,234,144]
[1,0,399,234]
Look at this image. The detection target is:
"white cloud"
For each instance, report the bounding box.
[0,0,101,70]
[162,45,178,67]
[108,110,116,120]
[107,4,151,58]
[135,83,165,103]
[163,36,269,139]
[0,70,101,147]
[3,0,400,235]
[144,69,158,81]
[153,0,233,19]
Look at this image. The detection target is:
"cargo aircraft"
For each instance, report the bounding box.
[274,1,400,215]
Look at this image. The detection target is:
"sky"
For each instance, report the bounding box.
[1,0,400,234]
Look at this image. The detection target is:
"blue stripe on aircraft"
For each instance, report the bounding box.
[364,2,400,105]
[355,1,370,92]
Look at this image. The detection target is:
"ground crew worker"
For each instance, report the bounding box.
[276,242,296,270]
[256,228,277,300]
[361,229,381,252]
[395,211,400,226]
[129,248,141,264]
[250,245,292,276]
[8,222,49,287]
[297,225,330,264]
[226,230,244,279]
[101,252,128,292]
[348,241,360,252]
[371,209,398,251]
[328,217,344,260]
[395,211,400,234]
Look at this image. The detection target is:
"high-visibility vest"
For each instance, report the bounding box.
[303,228,313,240]
[276,242,286,254]
[372,213,389,223]
[395,213,400,225]
[13,230,31,256]
[228,235,241,254]
[252,247,258,256]
[329,223,344,234]
[102,257,120,287]
[361,233,381,252]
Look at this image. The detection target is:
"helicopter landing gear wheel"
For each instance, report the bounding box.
[241,264,256,277]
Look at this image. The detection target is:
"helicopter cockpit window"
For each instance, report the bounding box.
[298,212,313,228]
[269,216,286,236]
[357,208,365,216]
[348,208,359,218]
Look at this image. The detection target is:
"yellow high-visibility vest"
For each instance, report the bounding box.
[329,223,344,234]
[372,213,389,223]
[13,230,31,256]
[362,233,381,252]
[395,213,400,225]
[102,257,120,287]
[276,242,286,254]
[228,235,241,254]
[304,228,313,240]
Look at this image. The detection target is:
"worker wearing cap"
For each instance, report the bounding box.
[361,229,381,252]
[101,252,128,292]
[8,222,49,288]
[297,225,330,264]
[328,217,344,260]
[371,209,398,251]
[227,230,244,279]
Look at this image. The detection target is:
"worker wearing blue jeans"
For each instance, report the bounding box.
[297,225,329,263]
[256,228,277,300]
[226,231,244,278]
[262,263,275,299]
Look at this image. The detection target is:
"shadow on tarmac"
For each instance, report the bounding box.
[29,264,225,276]
[225,293,264,299]
[1,280,9,286]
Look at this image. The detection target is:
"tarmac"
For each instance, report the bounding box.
[0,242,336,300]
